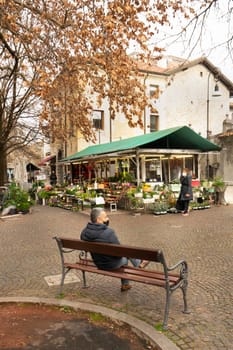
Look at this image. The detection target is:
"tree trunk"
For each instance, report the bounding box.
[0,146,7,186]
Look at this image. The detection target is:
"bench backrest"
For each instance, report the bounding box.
[54,237,166,265]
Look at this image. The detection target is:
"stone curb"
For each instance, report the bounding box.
[0,296,179,350]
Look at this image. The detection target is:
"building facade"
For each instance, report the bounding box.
[50,56,233,186]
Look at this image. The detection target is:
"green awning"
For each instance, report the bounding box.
[62,126,220,162]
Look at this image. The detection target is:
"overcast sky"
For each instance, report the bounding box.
[150,1,233,81]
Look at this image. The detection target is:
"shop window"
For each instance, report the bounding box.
[170,158,183,181]
[145,160,161,182]
[161,156,196,183]
[92,110,104,130]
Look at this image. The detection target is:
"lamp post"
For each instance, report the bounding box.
[206,72,221,180]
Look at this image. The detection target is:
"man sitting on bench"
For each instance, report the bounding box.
[80,208,149,291]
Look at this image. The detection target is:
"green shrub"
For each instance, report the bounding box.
[4,183,34,212]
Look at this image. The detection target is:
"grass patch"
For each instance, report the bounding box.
[56,293,65,299]
[89,312,106,322]
[60,305,73,313]
[154,323,167,332]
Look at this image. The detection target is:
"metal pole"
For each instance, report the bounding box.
[136,149,140,187]
[206,73,211,180]
[99,118,101,144]
[206,71,222,181]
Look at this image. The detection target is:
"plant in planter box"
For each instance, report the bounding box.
[212,176,225,192]
[211,176,225,204]
[202,200,211,209]
[143,191,152,199]
[17,201,32,213]
[192,186,203,202]
[3,183,34,214]
[37,189,52,200]
[152,191,160,200]
[129,197,144,212]
[37,186,56,205]
[65,188,77,195]
[189,202,199,210]
[153,201,169,215]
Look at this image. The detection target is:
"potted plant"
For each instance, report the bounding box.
[211,176,225,205]
[129,197,144,214]
[134,185,143,198]
[3,183,34,214]
[37,187,54,205]
[153,201,168,215]
[212,176,225,192]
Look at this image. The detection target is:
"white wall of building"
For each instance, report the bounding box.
[91,64,231,144]
[159,65,229,137]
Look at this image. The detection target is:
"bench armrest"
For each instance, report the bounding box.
[167,259,188,278]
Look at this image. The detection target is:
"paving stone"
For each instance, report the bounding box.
[0,204,233,350]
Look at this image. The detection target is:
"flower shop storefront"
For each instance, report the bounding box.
[48,126,220,213]
[61,126,220,187]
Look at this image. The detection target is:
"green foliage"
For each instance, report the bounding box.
[212,176,225,191]
[60,305,72,313]
[89,312,106,322]
[56,293,65,299]
[153,201,169,213]
[119,172,134,183]
[129,197,144,210]
[65,188,77,195]
[154,323,167,332]
[37,189,53,199]
[4,183,34,212]
[108,172,134,183]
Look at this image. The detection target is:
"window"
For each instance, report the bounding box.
[150,114,159,132]
[92,110,104,130]
[149,84,159,99]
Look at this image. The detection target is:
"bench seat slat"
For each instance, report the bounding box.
[64,262,180,287]
[77,259,180,281]
[113,265,179,280]
[78,259,180,281]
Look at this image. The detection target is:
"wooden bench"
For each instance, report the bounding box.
[53,237,190,329]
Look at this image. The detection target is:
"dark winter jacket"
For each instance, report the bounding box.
[80,222,122,270]
[179,174,193,201]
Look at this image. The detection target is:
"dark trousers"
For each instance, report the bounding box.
[183,200,189,213]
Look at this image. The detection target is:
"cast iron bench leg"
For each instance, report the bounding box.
[163,289,171,330]
[59,266,67,294]
[59,266,73,295]
[181,280,190,314]
[82,270,89,288]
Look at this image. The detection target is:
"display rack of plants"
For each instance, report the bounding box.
[190,201,210,210]
[153,202,168,215]
[191,205,199,210]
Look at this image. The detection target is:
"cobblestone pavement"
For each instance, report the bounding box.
[0,204,233,350]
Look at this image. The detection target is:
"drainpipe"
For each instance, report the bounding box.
[109,95,112,142]
[144,73,149,134]
[136,148,140,187]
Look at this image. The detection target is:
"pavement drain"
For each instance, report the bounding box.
[44,273,81,286]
